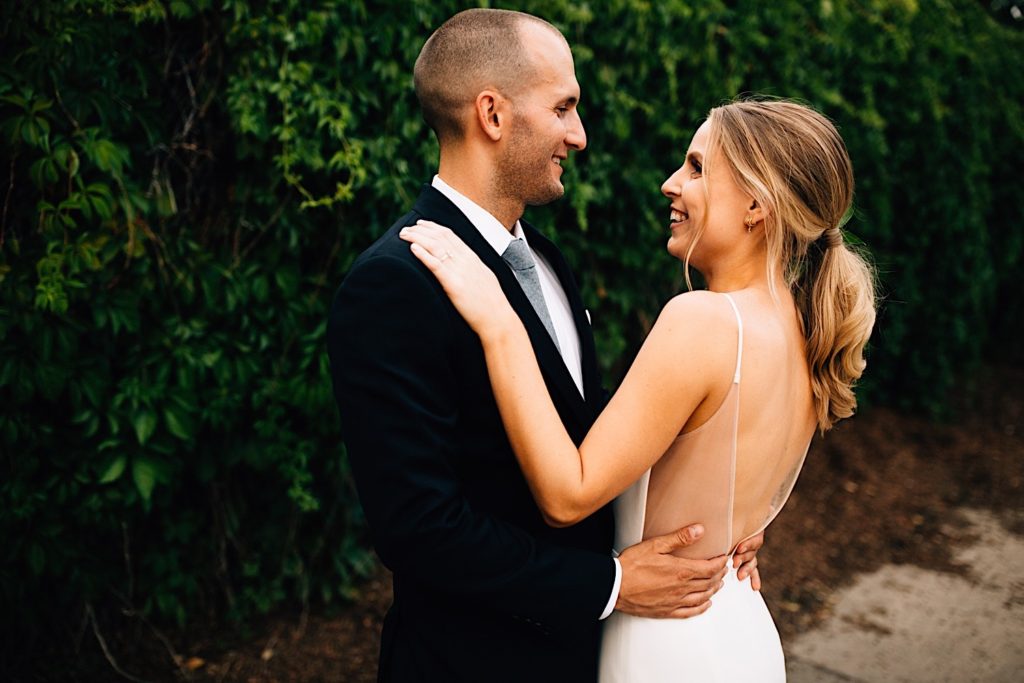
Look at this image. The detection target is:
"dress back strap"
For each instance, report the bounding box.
[721,293,743,383]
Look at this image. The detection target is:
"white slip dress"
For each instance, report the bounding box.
[599,293,811,682]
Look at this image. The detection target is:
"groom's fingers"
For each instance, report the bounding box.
[654,524,704,553]
[615,530,728,618]
[686,565,727,594]
[680,560,727,584]
[677,584,722,608]
[666,601,713,620]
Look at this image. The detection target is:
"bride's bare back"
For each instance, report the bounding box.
[619,289,817,560]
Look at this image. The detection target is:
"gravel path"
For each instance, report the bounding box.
[786,508,1024,683]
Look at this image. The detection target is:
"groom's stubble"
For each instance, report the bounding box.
[493,103,568,211]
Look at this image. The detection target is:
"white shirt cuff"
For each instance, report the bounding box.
[599,557,622,620]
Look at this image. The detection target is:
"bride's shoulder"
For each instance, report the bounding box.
[640,291,739,380]
[658,290,737,330]
[646,292,740,360]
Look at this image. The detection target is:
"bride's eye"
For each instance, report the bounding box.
[690,159,702,177]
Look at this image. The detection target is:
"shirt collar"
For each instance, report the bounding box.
[431,175,526,255]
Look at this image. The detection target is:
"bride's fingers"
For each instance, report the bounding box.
[750,568,762,591]
[403,223,473,268]
[407,242,445,274]
[399,224,442,248]
[400,227,451,262]
[733,533,764,568]
[414,221,474,260]
[410,220,457,247]
[733,546,758,566]
[413,219,450,233]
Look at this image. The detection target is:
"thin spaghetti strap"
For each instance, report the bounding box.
[721,293,743,383]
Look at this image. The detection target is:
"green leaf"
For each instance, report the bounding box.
[163,407,193,440]
[22,119,42,146]
[30,98,53,115]
[85,137,130,176]
[0,94,27,109]
[132,456,158,503]
[133,410,157,445]
[29,157,58,188]
[99,455,127,483]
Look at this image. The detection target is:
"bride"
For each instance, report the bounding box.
[400,98,876,681]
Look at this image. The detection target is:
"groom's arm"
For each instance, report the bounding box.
[329,251,615,631]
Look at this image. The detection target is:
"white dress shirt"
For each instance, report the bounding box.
[431,175,622,620]
[431,176,584,396]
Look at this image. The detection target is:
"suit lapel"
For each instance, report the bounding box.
[522,223,604,419]
[411,186,592,432]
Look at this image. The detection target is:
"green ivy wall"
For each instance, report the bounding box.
[1,0,1021,664]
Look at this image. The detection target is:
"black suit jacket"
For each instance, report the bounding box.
[327,185,615,682]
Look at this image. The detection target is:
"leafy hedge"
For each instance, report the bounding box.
[2,0,1021,667]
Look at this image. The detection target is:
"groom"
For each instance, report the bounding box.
[328,9,760,682]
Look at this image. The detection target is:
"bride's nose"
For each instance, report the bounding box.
[661,168,684,197]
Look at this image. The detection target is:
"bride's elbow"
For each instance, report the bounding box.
[533,480,592,527]
[539,500,588,528]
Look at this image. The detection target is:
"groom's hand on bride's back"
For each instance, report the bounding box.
[614,524,728,619]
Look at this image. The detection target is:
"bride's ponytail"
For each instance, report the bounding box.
[797,230,876,430]
[707,99,876,432]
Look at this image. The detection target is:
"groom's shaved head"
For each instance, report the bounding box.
[414,9,566,145]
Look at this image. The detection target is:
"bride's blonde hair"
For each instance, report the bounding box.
[703,99,876,432]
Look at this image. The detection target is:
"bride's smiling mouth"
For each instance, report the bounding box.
[669,208,689,227]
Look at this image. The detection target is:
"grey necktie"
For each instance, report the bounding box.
[502,238,561,352]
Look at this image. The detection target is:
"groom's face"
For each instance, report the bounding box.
[498,24,586,207]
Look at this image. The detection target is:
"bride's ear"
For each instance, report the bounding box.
[475,90,507,142]
[747,199,769,226]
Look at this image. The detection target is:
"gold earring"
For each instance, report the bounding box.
[745,216,756,232]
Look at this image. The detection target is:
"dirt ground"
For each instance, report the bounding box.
[49,365,1024,682]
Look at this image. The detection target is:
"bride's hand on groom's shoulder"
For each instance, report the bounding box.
[401,221,518,340]
[614,524,729,619]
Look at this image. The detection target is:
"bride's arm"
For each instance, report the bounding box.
[401,221,730,527]
[482,293,726,525]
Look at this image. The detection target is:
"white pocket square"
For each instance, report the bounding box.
[585,309,592,325]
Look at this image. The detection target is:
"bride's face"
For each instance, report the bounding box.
[661,121,754,269]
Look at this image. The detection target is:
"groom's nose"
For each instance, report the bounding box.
[566,109,587,152]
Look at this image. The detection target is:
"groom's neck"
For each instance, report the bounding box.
[438,154,522,231]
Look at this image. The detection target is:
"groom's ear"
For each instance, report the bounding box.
[475,90,507,142]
